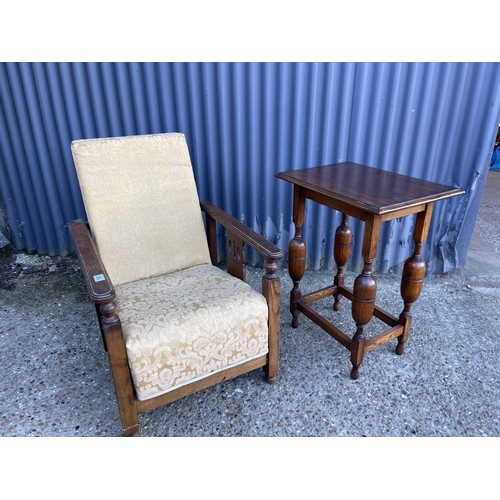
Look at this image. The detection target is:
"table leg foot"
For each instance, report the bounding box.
[290,289,300,328]
[395,341,405,356]
[350,327,366,379]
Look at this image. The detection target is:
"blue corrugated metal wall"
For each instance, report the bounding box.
[1,62,499,274]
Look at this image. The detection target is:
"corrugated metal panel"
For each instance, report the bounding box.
[1,62,499,274]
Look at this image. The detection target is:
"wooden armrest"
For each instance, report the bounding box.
[69,219,116,304]
[200,201,284,261]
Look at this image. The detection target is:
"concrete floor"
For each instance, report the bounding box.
[464,169,500,276]
[0,170,499,439]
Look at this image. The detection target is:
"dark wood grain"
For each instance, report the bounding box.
[201,201,284,261]
[69,220,115,304]
[365,325,405,353]
[288,186,307,328]
[262,259,281,384]
[205,213,218,266]
[301,285,336,304]
[100,301,140,436]
[276,163,464,215]
[297,300,351,349]
[396,203,434,355]
[350,213,381,379]
[226,230,246,281]
[333,213,352,311]
[339,285,399,326]
[276,162,465,380]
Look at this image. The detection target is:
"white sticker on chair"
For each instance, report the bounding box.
[93,274,106,282]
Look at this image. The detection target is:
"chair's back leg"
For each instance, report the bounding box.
[100,301,140,436]
[262,258,280,383]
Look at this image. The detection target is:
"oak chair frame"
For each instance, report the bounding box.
[69,202,283,437]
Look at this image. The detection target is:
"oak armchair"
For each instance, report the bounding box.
[69,133,283,436]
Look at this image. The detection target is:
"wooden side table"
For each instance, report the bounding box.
[276,163,464,379]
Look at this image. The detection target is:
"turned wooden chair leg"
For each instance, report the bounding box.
[101,301,140,437]
[262,258,280,384]
[333,213,352,311]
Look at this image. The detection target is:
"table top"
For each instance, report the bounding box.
[275,163,465,215]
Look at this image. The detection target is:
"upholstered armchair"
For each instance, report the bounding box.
[69,133,283,436]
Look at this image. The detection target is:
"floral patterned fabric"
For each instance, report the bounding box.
[71,133,211,286]
[115,264,269,401]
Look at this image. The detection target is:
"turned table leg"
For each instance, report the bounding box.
[396,203,434,355]
[289,185,306,328]
[333,213,352,311]
[350,214,381,379]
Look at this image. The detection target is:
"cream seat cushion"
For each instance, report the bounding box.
[115,264,269,401]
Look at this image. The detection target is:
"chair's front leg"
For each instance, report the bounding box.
[100,300,140,437]
[262,257,280,383]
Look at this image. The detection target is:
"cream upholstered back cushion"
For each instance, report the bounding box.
[71,133,211,286]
